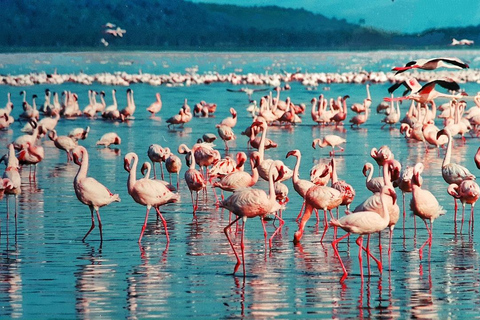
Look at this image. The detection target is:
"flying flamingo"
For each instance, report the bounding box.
[330,185,396,283]
[410,163,445,259]
[447,180,480,233]
[72,146,120,242]
[146,93,162,116]
[312,135,346,156]
[124,152,179,244]
[392,57,469,74]
[221,160,286,276]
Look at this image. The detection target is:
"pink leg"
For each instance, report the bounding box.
[388,226,394,265]
[295,201,306,222]
[224,216,242,274]
[138,206,151,243]
[320,209,329,242]
[241,218,246,277]
[293,203,314,244]
[155,207,170,245]
[153,163,157,179]
[83,206,95,242]
[378,231,382,265]
[269,214,285,248]
[160,163,165,180]
[356,236,364,282]
[419,219,432,260]
[95,208,103,243]
[460,203,466,233]
[331,233,350,283]
[260,216,268,245]
[470,204,475,233]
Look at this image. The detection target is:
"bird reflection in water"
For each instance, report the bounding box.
[0,247,23,318]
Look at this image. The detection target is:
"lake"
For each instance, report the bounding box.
[0,50,479,319]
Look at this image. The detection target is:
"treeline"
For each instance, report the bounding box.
[0,0,478,51]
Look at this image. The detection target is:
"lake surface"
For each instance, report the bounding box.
[0,50,479,319]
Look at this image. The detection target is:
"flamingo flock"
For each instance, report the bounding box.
[1,55,480,283]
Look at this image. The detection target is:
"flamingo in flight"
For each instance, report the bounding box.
[392,57,469,74]
[72,146,120,242]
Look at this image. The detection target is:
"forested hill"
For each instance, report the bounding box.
[0,0,478,51]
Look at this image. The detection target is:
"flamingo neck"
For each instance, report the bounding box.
[112,91,117,108]
[443,130,452,167]
[382,162,392,186]
[310,100,317,117]
[250,157,259,184]
[366,165,374,184]
[267,165,276,201]
[331,160,338,184]
[128,154,138,193]
[258,124,267,161]
[76,148,89,181]
[292,154,300,184]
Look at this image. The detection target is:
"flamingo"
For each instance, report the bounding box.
[475,147,480,169]
[17,141,44,181]
[363,162,385,193]
[221,160,285,276]
[392,57,469,74]
[286,149,316,221]
[147,144,166,179]
[2,144,21,216]
[252,120,293,182]
[140,162,176,191]
[165,153,182,189]
[213,152,260,192]
[183,148,207,217]
[72,146,120,242]
[410,163,445,259]
[330,185,396,283]
[124,152,179,244]
[216,124,236,150]
[447,181,480,233]
[146,93,162,116]
[120,88,135,119]
[96,132,121,148]
[48,130,78,162]
[312,135,346,156]
[330,158,355,212]
[68,126,90,141]
[387,80,463,104]
[220,108,237,128]
[370,145,394,174]
[350,105,369,128]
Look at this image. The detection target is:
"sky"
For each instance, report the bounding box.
[189,0,480,33]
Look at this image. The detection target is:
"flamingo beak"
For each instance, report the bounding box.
[73,153,81,166]
[141,163,147,176]
[286,150,295,158]
[436,130,445,140]
[362,165,368,176]
[274,166,286,182]
[311,141,316,149]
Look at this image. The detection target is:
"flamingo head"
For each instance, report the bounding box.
[436,129,447,140]
[447,183,460,198]
[114,136,121,145]
[124,153,136,172]
[286,150,299,159]
[140,162,149,176]
[236,152,247,167]
[72,146,84,166]
[362,163,371,177]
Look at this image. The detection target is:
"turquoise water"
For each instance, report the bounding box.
[0,51,479,318]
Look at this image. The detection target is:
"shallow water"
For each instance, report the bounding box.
[0,51,479,319]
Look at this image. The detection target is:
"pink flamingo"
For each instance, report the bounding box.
[216,124,236,150]
[363,162,385,193]
[17,141,44,181]
[475,147,480,169]
[48,129,78,162]
[182,147,207,217]
[220,108,237,128]
[330,95,349,127]
[350,106,369,128]
[370,145,394,174]
[124,152,179,244]
[165,152,182,189]
[312,135,346,156]
[330,158,355,212]
[410,163,445,259]
[447,180,480,233]
[392,57,469,74]
[147,144,166,179]
[437,128,476,218]
[293,178,343,244]
[146,93,162,116]
[96,132,121,148]
[221,160,286,276]
[331,185,396,283]
[72,146,120,242]
[286,150,316,221]
[213,151,260,195]
[2,144,21,215]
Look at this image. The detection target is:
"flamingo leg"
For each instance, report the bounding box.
[224,216,242,274]
[83,206,95,242]
[138,206,151,243]
[419,219,432,260]
[269,214,285,249]
[241,218,246,277]
[153,163,157,179]
[320,209,329,243]
[378,231,382,265]
[470,204,475,233]
[293,203,314,244]
[295,201,306,222]
[388,226,394,266]
[160,163,165,180]
[260,216,268,245]
[155,207,170,245]
[356,236,364,282]
[460,203,466,233]
[331,232,350,283]
[95,208,103,243]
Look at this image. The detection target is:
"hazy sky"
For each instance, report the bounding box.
[189,0,480,33]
